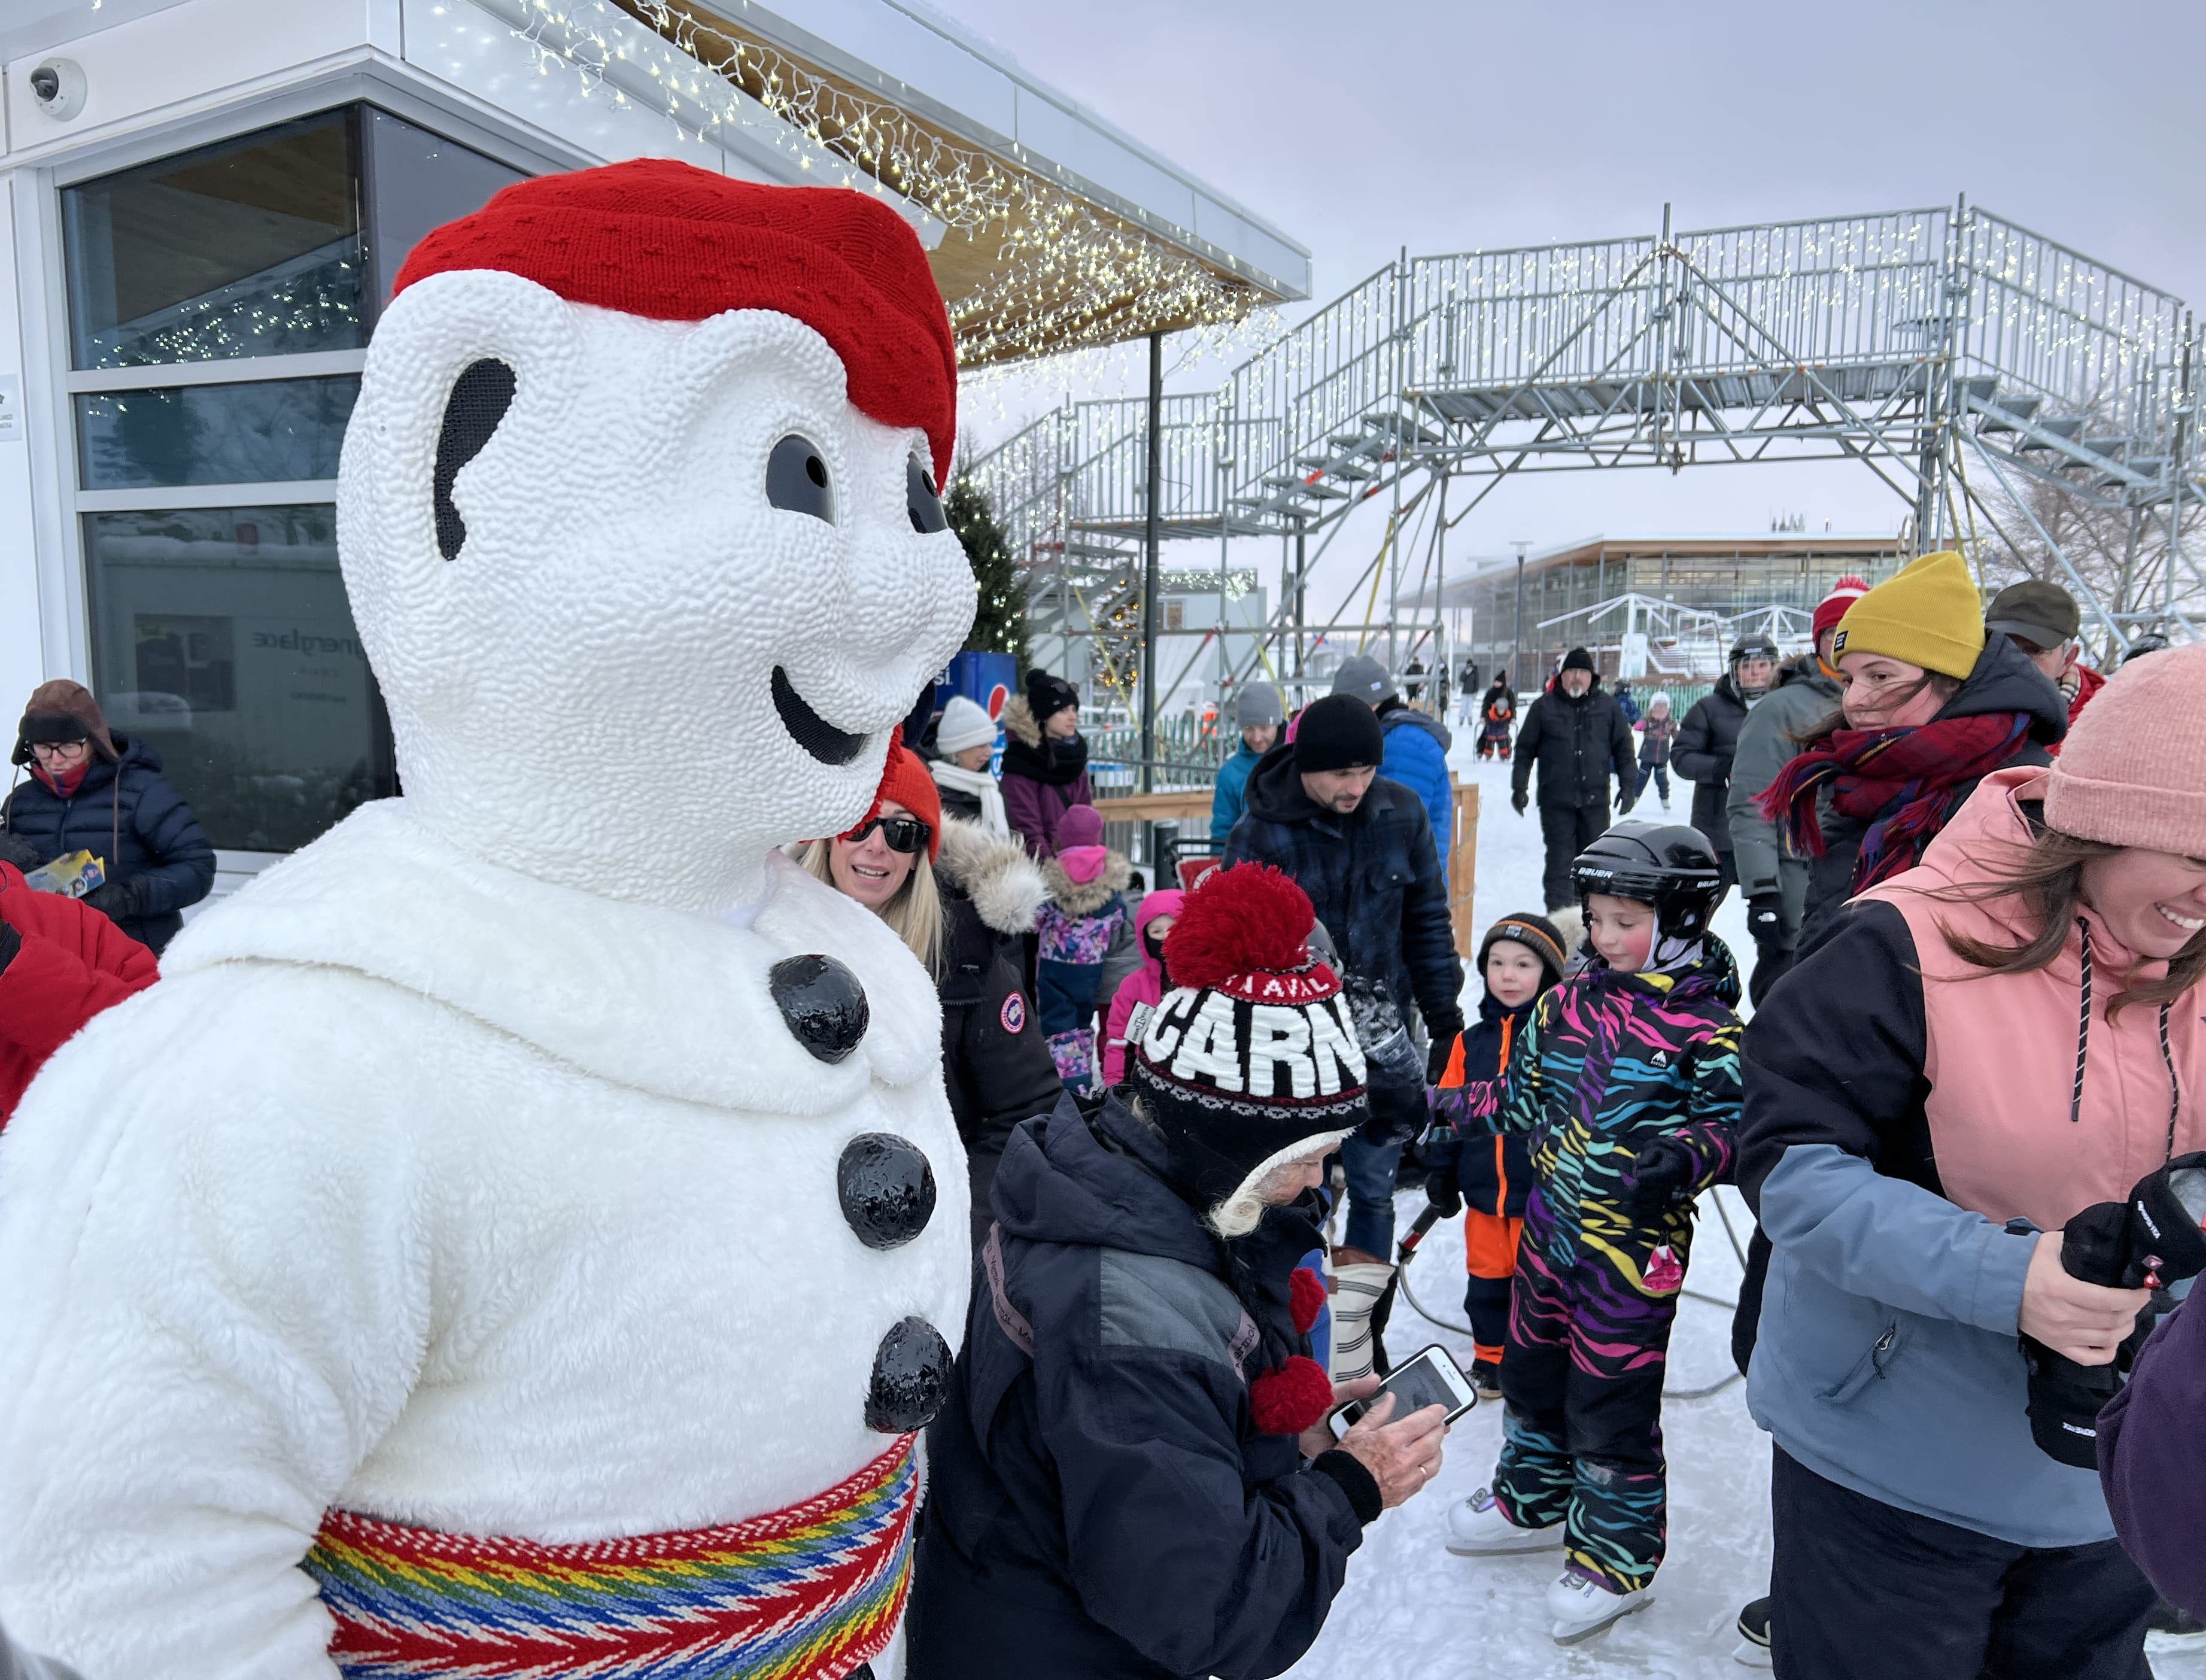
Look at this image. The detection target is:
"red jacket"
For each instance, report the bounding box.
[2048,662,2105,755]
[0,861,159,1122]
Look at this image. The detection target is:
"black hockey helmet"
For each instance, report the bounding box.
[1728,631,1780,667]
[1570,821,1725,941]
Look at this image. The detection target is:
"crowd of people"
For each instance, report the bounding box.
[3,560,2203,1678]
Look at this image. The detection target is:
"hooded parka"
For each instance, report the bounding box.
[1672,673,1754,856]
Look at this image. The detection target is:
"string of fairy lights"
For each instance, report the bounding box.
[491,0,1267,367]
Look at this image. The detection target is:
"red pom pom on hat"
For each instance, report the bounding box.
[1289,1265,1327,1335]
[393,159,958,485]
[1812,574,1873,641]
[1249,1354,1335,1437]
[1164,863,1320,991]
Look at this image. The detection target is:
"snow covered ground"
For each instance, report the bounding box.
[1286,743,2206,1677]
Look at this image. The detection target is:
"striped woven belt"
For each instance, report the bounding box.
[303,1435,917,1679]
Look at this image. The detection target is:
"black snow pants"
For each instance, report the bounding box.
[1769,1448,2152,1680]
[1537,801,1609,912]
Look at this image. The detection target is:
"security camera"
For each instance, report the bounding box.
[28,59,87,121]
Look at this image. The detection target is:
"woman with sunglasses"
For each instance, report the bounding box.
[804,736,1060,1247]
[4,682,212,955]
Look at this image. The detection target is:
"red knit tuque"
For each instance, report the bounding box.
[843,729,943,861]
[1289,1265,1327,1335]
[392,159,958,487]
[1165,862,1329,992]
[1249,1354,1335,1437]
[1812,574,1873,642]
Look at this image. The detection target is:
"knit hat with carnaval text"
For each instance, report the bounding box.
[1130,864,1369,1217]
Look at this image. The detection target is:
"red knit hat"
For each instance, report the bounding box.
[394,159,958,486]
[846,732,943,861]
[1812,574,1873,642]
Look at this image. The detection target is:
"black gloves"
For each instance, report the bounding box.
[0,919,19,978]
[1425,1177,1464,1220]
[82,875,148,926]
[0,831,44,872]
[1615,786,1636,815]
[1426,1029,1460,1087]
[1623,1138,1700,1211]
[1511,789,1529,816]
[1746,892,1785,959]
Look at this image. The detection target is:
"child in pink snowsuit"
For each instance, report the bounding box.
[1099,888,1185,1086]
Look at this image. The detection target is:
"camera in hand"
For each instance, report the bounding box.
[2023,1152,2206,1468]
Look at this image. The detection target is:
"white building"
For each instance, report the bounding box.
[0,0,1307,885]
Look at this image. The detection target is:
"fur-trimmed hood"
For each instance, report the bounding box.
[935,816,1045,937]
[997,695,1041,749]
[1042,848,1130,916]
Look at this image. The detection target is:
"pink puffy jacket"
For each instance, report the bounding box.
[1099,888,1186,1086]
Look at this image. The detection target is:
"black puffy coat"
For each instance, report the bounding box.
[1223,748,1464,1046]
[907,1093,1375,1679]
[1672,675,1753,852]
[1,736,213,953]
[1509,681,1636,810]
[934,820,1062,1246]
[1795,634,2067,948]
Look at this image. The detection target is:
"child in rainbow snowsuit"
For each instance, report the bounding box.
[1447,866,1742,1612]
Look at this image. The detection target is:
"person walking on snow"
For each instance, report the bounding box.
[1332,654,1456,885]
[999,670,1095,859]
[1740,645,2206,1679]
[1509,646,1637,926]
[928,692,1009,836]
[1099,887,1184,1087]
[1986,578,2104,750]
[1210,683,1283,845]
[1633,692,1676,811]
[1673,632,1776,900]
[1477,679,1518,760]
[1443,822,1742,1644]
[1725,577,1865,1007]
[1420,912,1570,1397]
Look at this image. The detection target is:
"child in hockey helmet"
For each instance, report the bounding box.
[1441,820,1743,1643]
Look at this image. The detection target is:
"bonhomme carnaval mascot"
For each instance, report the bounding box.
[0,161,978,1679]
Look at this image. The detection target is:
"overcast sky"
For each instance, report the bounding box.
[939,0,2206,591]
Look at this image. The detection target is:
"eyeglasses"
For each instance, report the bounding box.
[29,740,89,760]
[841,814,932,855]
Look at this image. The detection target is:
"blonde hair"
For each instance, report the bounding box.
[801,837,946,979]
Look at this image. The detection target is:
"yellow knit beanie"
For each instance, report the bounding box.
[1831,551,1985,680]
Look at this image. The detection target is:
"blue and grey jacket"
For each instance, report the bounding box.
[1739,900,2110,1548]
[1375,701,1453,881]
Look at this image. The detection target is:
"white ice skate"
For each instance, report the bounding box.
[1546,1569,1653,1643]
[1445,1488,1564,1556]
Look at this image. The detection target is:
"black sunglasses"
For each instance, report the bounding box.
[841,814,932,855]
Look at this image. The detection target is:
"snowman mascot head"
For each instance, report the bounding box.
[348,160,973,907]
[0,161,982,1680]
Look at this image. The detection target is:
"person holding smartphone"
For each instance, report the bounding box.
[908,864,1450,1680]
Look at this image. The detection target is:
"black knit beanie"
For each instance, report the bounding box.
[1561,646,1596,675]
[1477,911,1569,988]
[1024,669,1080,723]
[1293,694,1385,774]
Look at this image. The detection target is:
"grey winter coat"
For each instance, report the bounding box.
[1725,656,1840,900]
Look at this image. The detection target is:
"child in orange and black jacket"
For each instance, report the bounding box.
[1420,912,1570,1395]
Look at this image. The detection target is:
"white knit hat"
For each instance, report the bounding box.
[934,694,998,756]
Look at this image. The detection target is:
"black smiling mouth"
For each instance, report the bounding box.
[772,667,869,766]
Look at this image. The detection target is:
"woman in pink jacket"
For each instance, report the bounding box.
[1099,887,1184,1087]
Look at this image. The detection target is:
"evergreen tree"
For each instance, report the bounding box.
[947,477,1028,664]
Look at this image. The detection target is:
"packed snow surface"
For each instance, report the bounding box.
[1284,746,2206,1678]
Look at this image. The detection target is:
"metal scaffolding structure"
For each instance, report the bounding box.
[964,198,2205,723]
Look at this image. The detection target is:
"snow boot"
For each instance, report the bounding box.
[1327,1260,1394,1383]
[1470,1359,1503,1402]
[1546,1569,1652,1644]
[1445,1488,1564,1556]
[2151,1595,2206,1636]
[1733,1594,1773,1667]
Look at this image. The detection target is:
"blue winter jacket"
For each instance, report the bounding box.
[1375,702,1453,882]
[1209,742,1261,844]
[908,1093,1374,1679]
[1740,899,2109,1547]
[1,735,214,953]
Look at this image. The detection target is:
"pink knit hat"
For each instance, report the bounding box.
[2044,643,2206,853]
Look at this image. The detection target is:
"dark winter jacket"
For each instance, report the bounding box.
[1725,655,1840,899]
[1614,687,1643,725]
[1636,713,1676,768]
[1375,700,1454,881]
[2101,1287,2206,1617]
[908,1093,1375,1679]
[1425,991,1537,1219]
[1672,676,1754,852]
[1,736,214,953]
[934,821,1061,1155]
[1795,634,2065,947]
[1509,681,1636,810]
[998,696,1096,859]
[0,859,160,1122]
[1223,748,1464,1047]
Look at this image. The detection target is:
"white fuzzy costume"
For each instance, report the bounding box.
[0,167,975,1679]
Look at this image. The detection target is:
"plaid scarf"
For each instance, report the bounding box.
[1756,710,2031,891]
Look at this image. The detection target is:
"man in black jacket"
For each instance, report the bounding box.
[908,867,1450,1680]
[1509,647,1637,911]
[1673,634,1775,899]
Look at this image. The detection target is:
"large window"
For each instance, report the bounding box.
[62,107,523,852]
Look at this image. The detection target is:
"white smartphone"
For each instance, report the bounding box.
[1336,1343,1478,1431]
